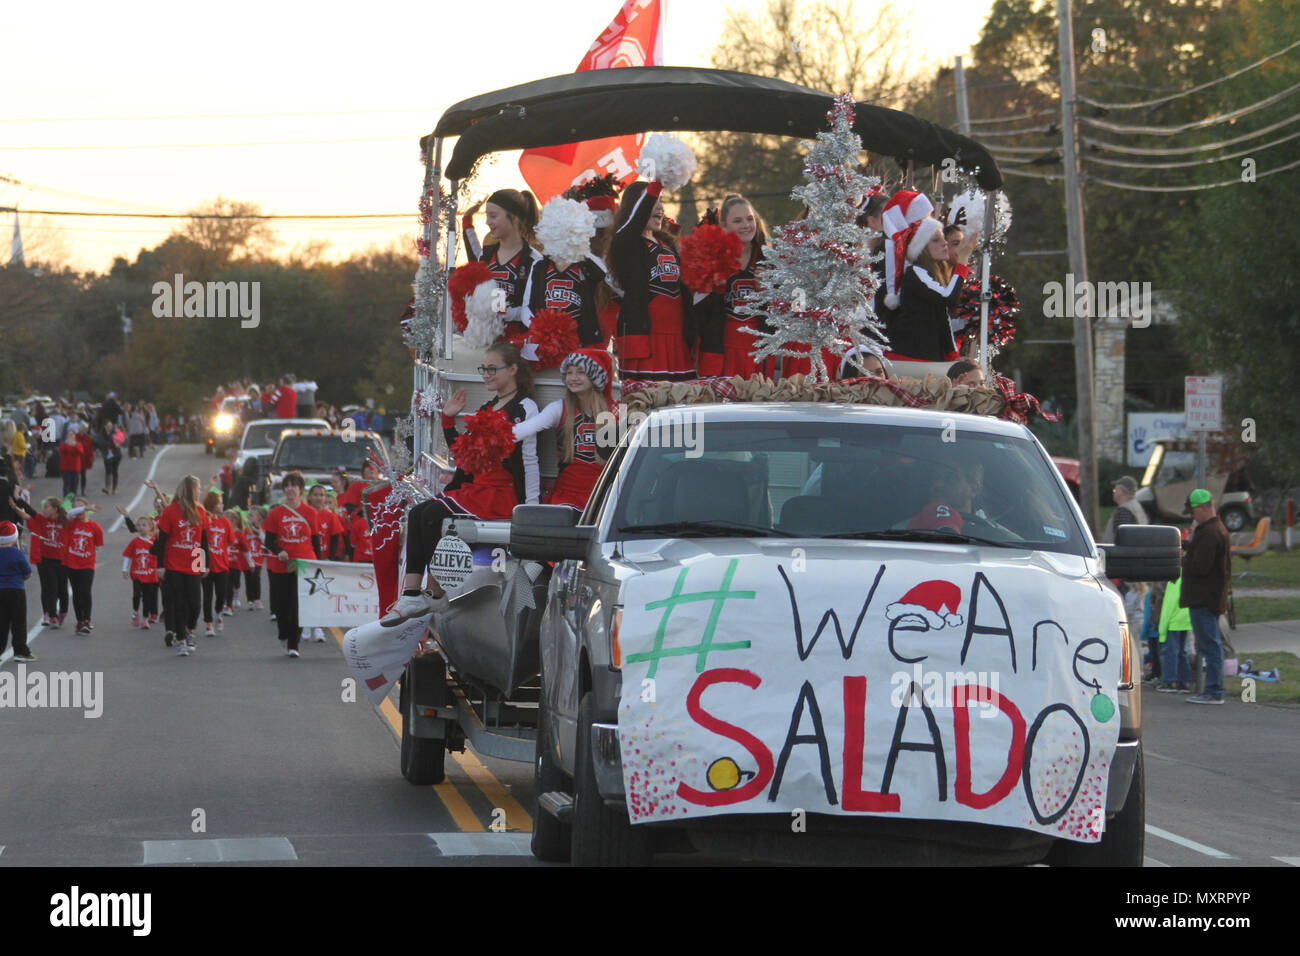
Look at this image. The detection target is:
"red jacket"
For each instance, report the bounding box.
[275,386,297,418]
[58,442,83,474]
[77,431,95,469]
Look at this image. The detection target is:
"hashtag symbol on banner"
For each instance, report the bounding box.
[624,559,756,679]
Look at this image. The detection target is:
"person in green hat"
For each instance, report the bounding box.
[1180,488,1231,704]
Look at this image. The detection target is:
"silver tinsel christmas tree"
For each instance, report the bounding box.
[738,93,887,383]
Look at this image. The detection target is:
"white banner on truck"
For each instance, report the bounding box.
[617,555,1122,843]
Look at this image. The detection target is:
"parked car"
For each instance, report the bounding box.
[510,403,1180,866]
[264,428,390,502]
[1136,440,1254,531]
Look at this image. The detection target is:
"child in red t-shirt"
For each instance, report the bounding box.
[63,498,104,634]
[262,472,320,655]
[122,514,160,628]
[153,475,211,653]
[200,491,233,635]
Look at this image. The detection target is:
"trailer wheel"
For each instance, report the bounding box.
[571,692,649,867]
[530,674,571,862]
[399,675,446,785]
[1050,743,1144,867]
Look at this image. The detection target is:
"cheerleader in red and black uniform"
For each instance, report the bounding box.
[383,342,539,625]
[520,237,608,349]
[611,180,695,381]
[510,348,615,511]
[696,195,771,378]
[462,189,540,339]
[885,218,962,362]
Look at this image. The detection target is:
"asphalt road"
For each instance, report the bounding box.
[0,443,1295,868]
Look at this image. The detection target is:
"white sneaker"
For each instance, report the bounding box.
[205,623,215,637]
[216,618,224,633]
[380,591,449,627]
[301,627,311,642]
[312,627,326,642]
[232,599,242,609]
[287,648,300,658]
[177,644,191,656]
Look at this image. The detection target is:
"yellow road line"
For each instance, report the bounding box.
[451,749,533,833]
[332,626,485,833]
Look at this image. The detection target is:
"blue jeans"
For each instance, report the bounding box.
[1189,606,1224,698]
[1160,630,1190,685]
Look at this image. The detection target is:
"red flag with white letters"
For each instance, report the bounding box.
[518,0,665,203]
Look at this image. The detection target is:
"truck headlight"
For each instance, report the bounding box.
[214,413,234,433]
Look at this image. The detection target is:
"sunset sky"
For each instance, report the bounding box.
[3,0,994,273]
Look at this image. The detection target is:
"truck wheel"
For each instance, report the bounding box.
[399,676,446,785]
[1050,744,1144,867]
[530,675,571,862]
[1219,506,1248,533]
[571,691,650,867]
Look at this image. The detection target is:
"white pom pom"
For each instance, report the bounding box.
[884,292,900,310]
[947,188,1012,238]
[535,197,597,267]
[637,133,697,191]
[464,280,504,350]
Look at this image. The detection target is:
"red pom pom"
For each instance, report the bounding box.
[448,261,496,334]
[679,224,744,294]
[450,408,516,477]
[526,308,581,368]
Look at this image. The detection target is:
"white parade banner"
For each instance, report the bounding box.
[1184,376,1222,432]
[295,559,382,627]
[617,555,1123,843]
[343,613,433,705]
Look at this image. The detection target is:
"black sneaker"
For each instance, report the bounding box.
[164,632,175,647]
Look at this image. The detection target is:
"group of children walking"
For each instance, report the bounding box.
[0,470,379,662]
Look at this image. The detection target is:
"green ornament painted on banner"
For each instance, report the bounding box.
[1091,692,1115,723]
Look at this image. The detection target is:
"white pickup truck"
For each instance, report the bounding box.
[509,401,1181,866]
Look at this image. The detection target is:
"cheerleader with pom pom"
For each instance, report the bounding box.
[610,179,696,381]
[519,197,608,353]
[688,195,770,378]
[509,348,615,511]
[384,342,539,625]
[460,189,540,338]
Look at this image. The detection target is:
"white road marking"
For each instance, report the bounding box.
[0,620,46,667]
[108,445,174,533]
[1145,825,1235,859]
[1143,856,1169,867]
[142,837,297,864]
[1275,857,1300,867]
[428,833,533,857]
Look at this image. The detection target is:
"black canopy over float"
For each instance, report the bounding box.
[425,66,1002,189]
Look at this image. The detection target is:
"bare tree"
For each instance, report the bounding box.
[178,196,276,273]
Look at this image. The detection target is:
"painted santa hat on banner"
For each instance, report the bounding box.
[561,348,614,403]
[881,189,936,310]
[0,521,18,546]
[885,579,965,629]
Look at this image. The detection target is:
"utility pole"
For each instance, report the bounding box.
[954,56,971,136]
[1057,0,1099,534]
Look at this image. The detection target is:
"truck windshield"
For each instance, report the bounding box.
[274,436,383,471]
[610,418,1089,556]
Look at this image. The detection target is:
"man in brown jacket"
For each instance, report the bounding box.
[1179,488,1232,704]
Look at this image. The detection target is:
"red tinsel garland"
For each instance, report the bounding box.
[450,408,516,477]
[952,273,1020,348]
[448,261,496,334]
[679,224,744,294]
[527,308,581,368]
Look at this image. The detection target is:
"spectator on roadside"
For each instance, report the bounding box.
[1180,488,1232,704]
[145,403,160,447]
[57,428,82,499]
[1156,575,1192,693]
[293,379,318,419]
[126,404,148,459]
[96,421,123,495]
[1102,475,1147,544]
[99,392,123,430]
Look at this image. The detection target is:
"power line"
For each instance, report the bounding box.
[1078,38,1300,110]
[0,207,411,220]
[969,108,1058,125]
[1082,111,1300,154]
[1080,81,1300,135]
[0,107,438,124]
[0,135,412,151]
[1083,128,1300,169]
[1087,156,1300,191]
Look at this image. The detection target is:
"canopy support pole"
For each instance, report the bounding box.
[978,189,995,382]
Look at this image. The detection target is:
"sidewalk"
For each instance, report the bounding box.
[1226,619,1300,654]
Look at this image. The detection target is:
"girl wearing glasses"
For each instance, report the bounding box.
[384,342,540,625]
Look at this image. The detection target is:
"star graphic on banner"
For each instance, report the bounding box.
[305,567,335,596]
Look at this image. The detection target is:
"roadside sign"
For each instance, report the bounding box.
[1184,376,1222,432]
[1126,412,1190,466]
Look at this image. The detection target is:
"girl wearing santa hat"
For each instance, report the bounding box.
[885,217,962,362]
[384,341,539,626]
[509,348,615,511]
[462,189,540,336]
[610,180,696,381]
